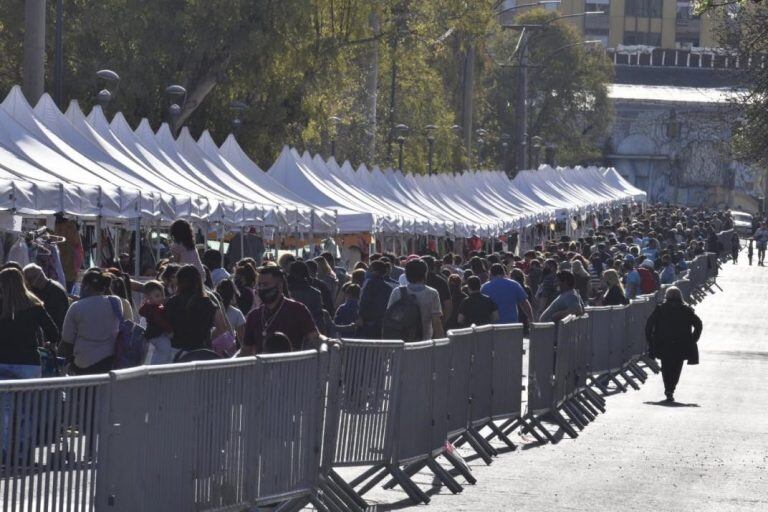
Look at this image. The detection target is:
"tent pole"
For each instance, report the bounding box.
[310,209,316,258]
[155,223,161,264]
[240,224,245,262]
[134,216,141,277]
[95,215,103,267]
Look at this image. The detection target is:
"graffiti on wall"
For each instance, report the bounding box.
[611,104,765,209]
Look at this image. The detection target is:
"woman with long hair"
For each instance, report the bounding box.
[0,268,59,379]
[216,279,246,346]
[165,265,228,356]
[645,286,703,402]
[314,256,339,306]
[602,269,629,306]
[571,258,591,300]
[169,219,205,276]
[60,270,122,375]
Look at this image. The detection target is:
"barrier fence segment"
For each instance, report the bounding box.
[253,350,331,509]
[378,340,464,497]
[328,339,429,506]
[585,306,613,376]
[464,326,499,460]
[526,323,556,416]
[444,328,496,464]
[96,359,257,511]
[484,324,525,446]
[0,374,109,512]
[523,322,559,442]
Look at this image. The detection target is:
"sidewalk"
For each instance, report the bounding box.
[363,258,768,511]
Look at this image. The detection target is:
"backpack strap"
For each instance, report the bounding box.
[107,296,124,322]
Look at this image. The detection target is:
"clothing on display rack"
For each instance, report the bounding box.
[7,237,30,267]
[226,232,265,265]
[55,218,85,287]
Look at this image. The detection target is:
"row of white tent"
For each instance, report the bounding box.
[0,84,646,237]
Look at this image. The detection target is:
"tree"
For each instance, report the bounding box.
[715,1,768,168]
[476,9,614,168]
[0,1,611,174]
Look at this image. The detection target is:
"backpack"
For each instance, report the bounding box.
[637,267,658,294]
[381,286,423,342]
[109,297,147,369]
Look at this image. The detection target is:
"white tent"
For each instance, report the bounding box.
[0,83,645,239]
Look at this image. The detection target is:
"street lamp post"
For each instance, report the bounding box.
[501,133,512,176]
[95,69,120,111]
[425,124,437,175]
[531,135,543,168]
[475,128,488,169]
[395,124,409,171]
[230,100,248,136]
[329,116,342,159]
[165,84,187,135]
[53,0,64,107]
[503,12,604,172]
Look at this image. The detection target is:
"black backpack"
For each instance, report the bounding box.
[382,286,423,342]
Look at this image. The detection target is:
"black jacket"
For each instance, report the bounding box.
[645,300,703,363]
[287,276,324,326]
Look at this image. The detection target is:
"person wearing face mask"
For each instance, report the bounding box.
[538,270,585,323]
[239,266,320,355]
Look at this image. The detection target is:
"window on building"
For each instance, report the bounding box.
[625,0,663,18]
[676,1,700,20]
[585,0,609,15]
[675,37,700,49]
[623,31,662,46]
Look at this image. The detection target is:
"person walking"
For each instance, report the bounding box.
[384,258,444,342]
[59,270,122,375]
[481,263,534,325]
[240,266,320,355]
[165,265,228,358]
[357,260,392,339]
[601,269,629,306]
[754,223,768,265]
[539,271,585,323]
[457,276,499,327]
[645,286,703,402]
[169,219,205,276]
[23,263,70,332]
[0,268,60,379]
[0,268,60,463]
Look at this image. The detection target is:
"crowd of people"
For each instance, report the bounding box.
[0,206,742,387]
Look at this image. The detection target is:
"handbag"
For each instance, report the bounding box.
[211,303,237,358]
[110,297,147,369]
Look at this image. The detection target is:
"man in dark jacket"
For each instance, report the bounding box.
[24,263,70,332]
[286,261,324,328]
[645,286,703,402]
[358,260,392,339]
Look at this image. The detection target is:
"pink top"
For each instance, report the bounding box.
[170,242,205,276]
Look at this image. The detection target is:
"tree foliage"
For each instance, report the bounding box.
[0,1,612,173]
[478,9,614,167]
[714,1,768,168]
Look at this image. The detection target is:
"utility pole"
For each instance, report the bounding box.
[462,43,476,170]
[514,31,529,172]
[54,0,64,106]
[22,0,46,105]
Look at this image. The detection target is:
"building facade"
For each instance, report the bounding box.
[501,0,719,49]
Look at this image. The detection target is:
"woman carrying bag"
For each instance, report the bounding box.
[645,286,703,403]
[59,270,123,375]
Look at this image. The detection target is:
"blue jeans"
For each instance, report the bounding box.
[0,363,42,460]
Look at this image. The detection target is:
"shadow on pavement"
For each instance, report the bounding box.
[643,400,700,408]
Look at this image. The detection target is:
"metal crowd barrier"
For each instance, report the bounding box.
[0,248,728,511]
[0,374,109,512]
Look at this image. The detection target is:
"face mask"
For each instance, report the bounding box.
[258,286,280,304]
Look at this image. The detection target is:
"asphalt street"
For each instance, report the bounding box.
[360,256,768,512]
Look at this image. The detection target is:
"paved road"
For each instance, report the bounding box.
[361,257,768,511]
